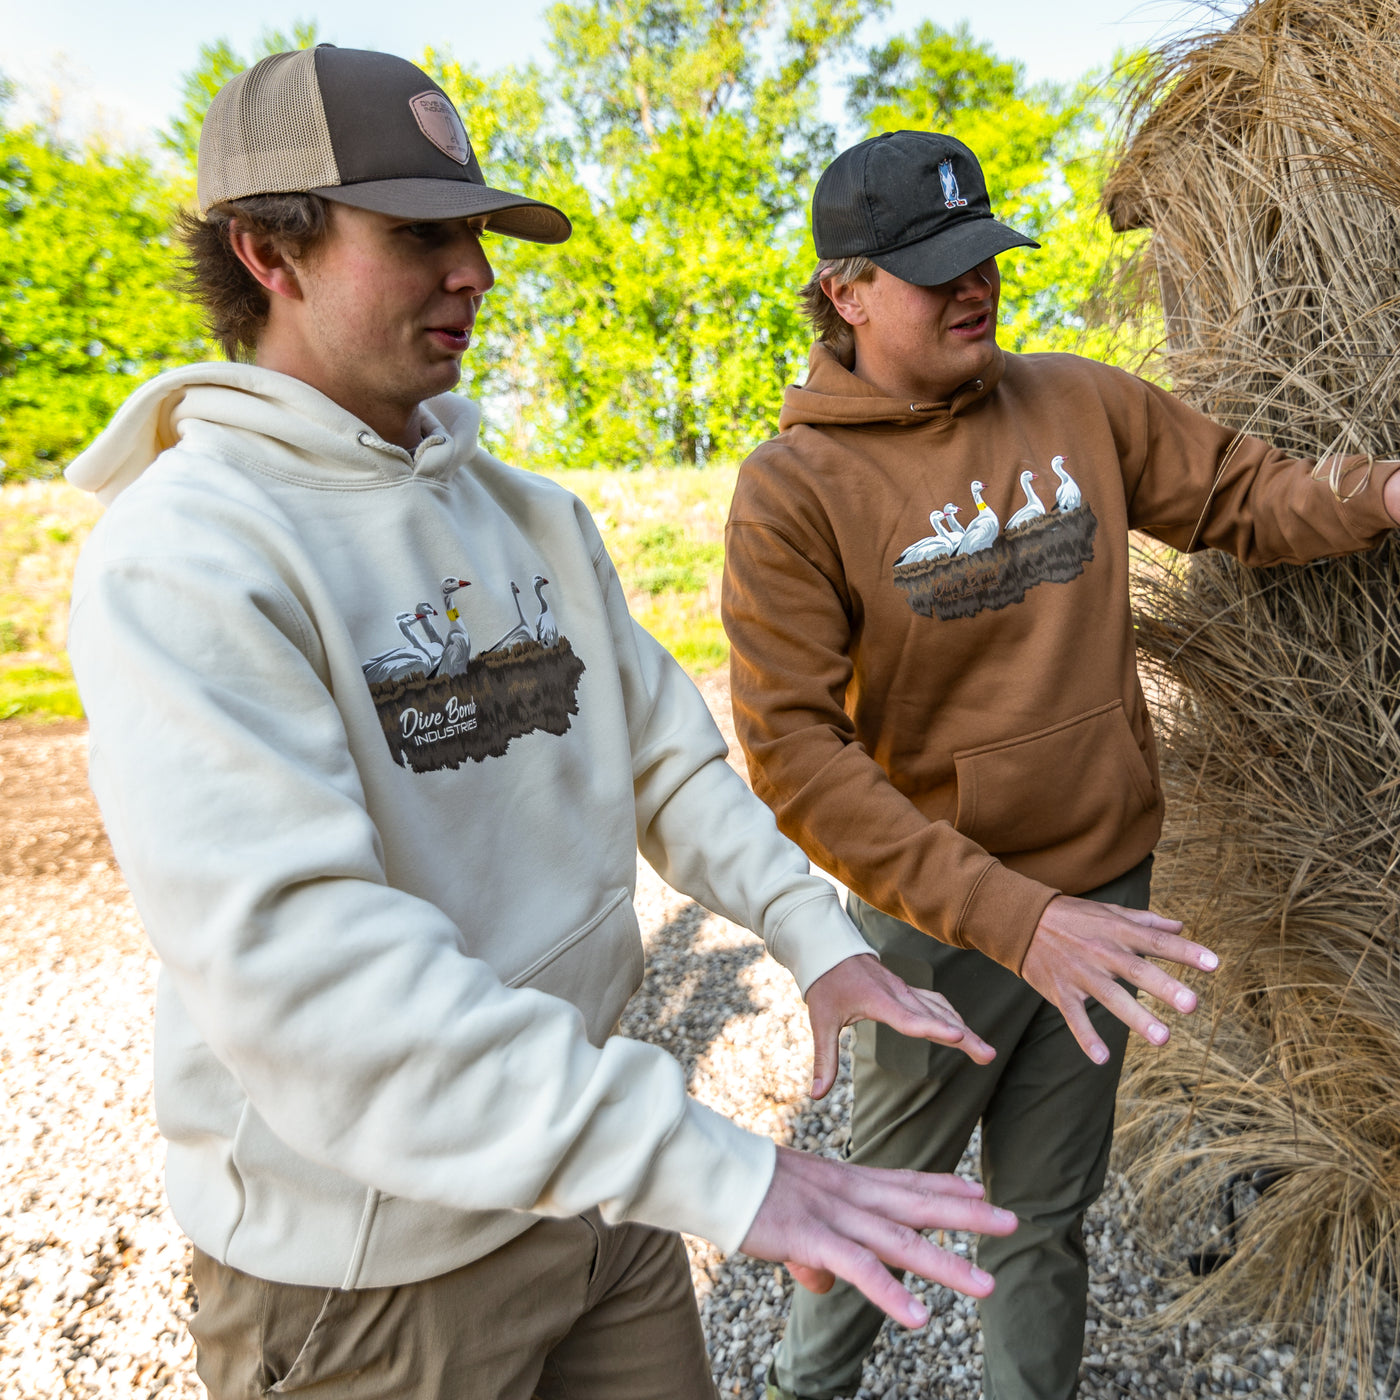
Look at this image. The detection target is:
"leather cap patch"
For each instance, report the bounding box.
[409,91,472,165]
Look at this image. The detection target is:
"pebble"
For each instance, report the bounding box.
[3,724,1398,1398]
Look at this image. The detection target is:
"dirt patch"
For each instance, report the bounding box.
[0,719,113,881]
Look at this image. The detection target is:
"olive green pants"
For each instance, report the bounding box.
[772,856,1152,1400]
[190,1210,717,1400]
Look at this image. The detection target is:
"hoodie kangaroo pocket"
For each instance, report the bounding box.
[952,700,1155,857]
[506,889,643,1047]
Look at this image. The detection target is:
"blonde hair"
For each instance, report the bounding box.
[800,255,878,349]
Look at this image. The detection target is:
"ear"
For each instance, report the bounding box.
[821,274,870,329]
[227,219,304,302]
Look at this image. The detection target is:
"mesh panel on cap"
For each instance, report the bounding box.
[197,49,340,212]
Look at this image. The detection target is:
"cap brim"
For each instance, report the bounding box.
[871,217,1039,286]
[309,178,572,244]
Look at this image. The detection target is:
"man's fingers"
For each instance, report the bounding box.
[1140,930,1219,974]
[1057,993,1111,1064]
[1103,906,1219,973]
[883,989,996,1064]
[787,1262,835,1294]
[1117,955,1200,1015]
[740,1150,1017,1326]
[809,1019,839,1101]
[1092,978,1172,1048]
[828,1206,1000,1311]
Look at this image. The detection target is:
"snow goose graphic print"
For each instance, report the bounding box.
[360,565,585,772]
[891,456,1098,620]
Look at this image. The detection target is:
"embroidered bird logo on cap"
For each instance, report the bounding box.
[938,158,968,209]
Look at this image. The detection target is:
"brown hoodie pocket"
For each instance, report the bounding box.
[952,700,1155,856]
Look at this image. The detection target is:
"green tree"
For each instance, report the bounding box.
[0,122,208,479]
[432,0,883,470]
[848,23,1153,365]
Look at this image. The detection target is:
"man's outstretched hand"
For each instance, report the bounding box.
[739,1147,1017,1329]
[1020,895,1219,1063]
[804,953,995,1099]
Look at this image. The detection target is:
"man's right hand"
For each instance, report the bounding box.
[1019,894,1219,1063]
[738,1146,1017,1329]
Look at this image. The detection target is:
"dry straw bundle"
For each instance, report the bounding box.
[1103,0,1400,1382]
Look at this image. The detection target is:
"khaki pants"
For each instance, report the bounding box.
[190,1211,718,1400]
[773,856,1152,1400]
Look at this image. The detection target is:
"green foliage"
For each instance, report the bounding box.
[0,14,1156,485]
[0,664,82,720]
[431,0,879,471]
[0,480,100,719]
[545,464,735,669]
[0,125,210,480]
[629,524,725,595]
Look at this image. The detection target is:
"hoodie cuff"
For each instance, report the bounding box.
[956,858,1060,975]
[619,1099,777,1254]
[763,885,872,996]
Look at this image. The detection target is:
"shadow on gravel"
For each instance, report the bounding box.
[618,900,766,1092]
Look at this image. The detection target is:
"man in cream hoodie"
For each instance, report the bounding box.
[65,49,1020,1400]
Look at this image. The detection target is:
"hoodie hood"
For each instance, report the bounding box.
[777,341,1003,433]
[66,361,483,505]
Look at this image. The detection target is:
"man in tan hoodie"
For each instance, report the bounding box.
[723,131,1400,1400]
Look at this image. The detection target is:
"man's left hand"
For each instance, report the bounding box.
[804,953,995,1099]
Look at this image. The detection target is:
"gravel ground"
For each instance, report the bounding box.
[1,690,1393,1399]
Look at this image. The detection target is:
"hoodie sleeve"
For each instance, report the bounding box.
[1105,366,1400,559]
[67,489,780,1257]
[723,452,1056,975]
[570,508,872,998]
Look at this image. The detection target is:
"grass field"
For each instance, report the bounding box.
[0,465,737,721]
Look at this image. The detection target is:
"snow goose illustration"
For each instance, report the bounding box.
[486,581,534,652]
[1051,455,1082,512]
[939,503,965,545]
[362,607,438,684]
[430,577,473,678]
[1004,470,1047,532]
[412,602,445,657]
[894,510,954,567]
[533,575,558,645]
[953,480,1000,555]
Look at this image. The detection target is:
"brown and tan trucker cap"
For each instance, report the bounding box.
[196,46,571,243]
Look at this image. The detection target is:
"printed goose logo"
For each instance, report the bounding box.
[939,158,968,209]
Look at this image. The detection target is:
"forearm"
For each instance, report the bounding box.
[1126,374,1400,560]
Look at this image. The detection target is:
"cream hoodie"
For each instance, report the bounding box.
[66,362,870,1289]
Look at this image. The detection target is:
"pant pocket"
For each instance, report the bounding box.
[264,1283,400,1394]
[262,1286,338,1393]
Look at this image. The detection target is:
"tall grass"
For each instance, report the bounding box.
[0,466,737,721]
[0,481,101,719]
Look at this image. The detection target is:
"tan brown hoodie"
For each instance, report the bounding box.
[723,343,1399,973]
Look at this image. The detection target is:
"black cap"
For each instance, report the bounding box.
[197,47,571,244]
[812,131,1037,285]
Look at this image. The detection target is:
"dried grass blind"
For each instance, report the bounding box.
[1103,0,1400,1384]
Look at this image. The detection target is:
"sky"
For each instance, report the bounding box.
[2,0,1211,152]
